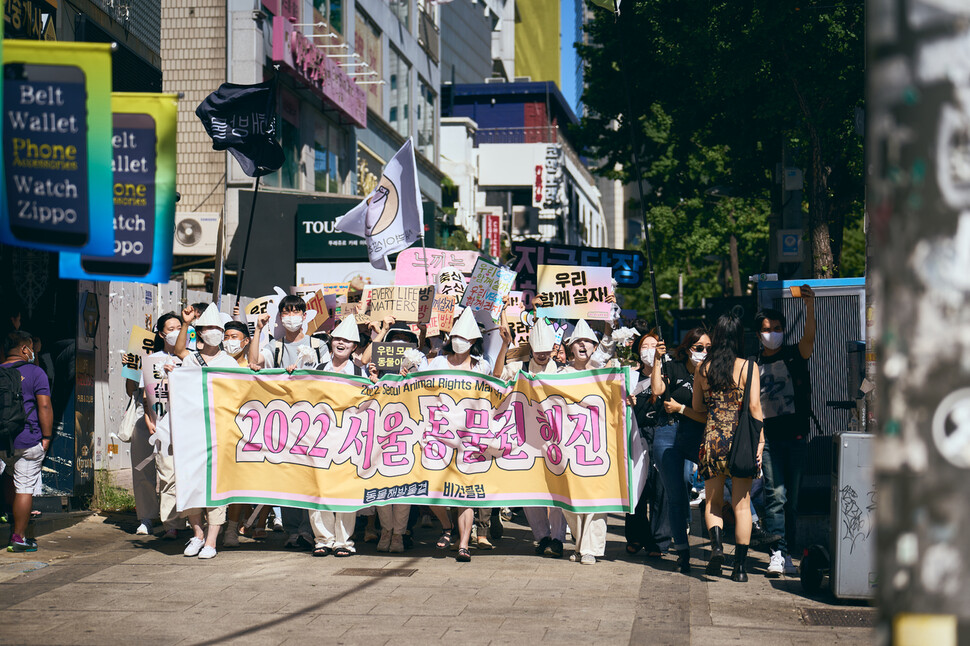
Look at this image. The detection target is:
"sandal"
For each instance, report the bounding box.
[456,547,471,562]
[313,546,331,557]
[436,527,454,550]
[626,542,642,555]
[333,547,353,557]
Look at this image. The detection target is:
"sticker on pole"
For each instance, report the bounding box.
[931,389,970,468]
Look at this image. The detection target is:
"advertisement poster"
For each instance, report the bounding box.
[60,93,179,282]
[1,41,114,255]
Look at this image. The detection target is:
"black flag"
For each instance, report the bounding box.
[196,79,285,177]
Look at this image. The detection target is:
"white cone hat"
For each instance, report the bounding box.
[195,303,225,330]
[331,315,360,343]
[529,318,554,353]
[565,319,597,345]
[450,307,482,340]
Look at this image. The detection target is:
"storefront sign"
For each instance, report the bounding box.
[272,17,366,128]
[483,213,500,258]
[295,201,369,261]
[4,0,55,40]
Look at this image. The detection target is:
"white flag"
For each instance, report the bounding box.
[335,138,424,270]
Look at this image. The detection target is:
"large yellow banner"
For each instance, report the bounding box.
[170,367,642,513]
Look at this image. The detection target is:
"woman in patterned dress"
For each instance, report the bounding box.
[692,314,764,582]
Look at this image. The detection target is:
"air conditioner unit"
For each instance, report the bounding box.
[173,211,220,256]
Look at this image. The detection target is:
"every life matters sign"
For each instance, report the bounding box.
[1,40,114,255]
[168,367,645,514]
[61,93,179,283]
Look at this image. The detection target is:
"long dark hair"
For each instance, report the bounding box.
[152,312,183,352]
[704,314,745,392]
[672,327,708,362]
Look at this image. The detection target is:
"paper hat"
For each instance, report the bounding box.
[195,303,225,330]
[565,319,597,345]
[449,307,482,340]
[331,315,361,343]
[529,318,555,353]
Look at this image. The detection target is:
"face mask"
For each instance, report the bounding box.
[761,331,784,350]
[451,337,472,355]
[281,315,303,332]
[640,348,656,366]
[200,329,225,347]
[164,330,180,347]
[25,348,35,363]
[223,339,243,356]
[690,350,707,364]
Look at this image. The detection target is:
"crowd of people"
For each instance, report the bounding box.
[1,284,815,583]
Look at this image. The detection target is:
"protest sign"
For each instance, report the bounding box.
[293,283,350,299]
[371,341,417,374]
[1,41,115,256]
[169,366,643,513]
[302,290,333,334]
[60,93,179,282]
[535,265,612,320]
[334,301,371,324]
[366,285,435,324]
[395,248,480,286]
[142,354,174,419]
[460,258,517,321]
[437,269,466,300]
[427,294,456,336]
[122,325,156,382]
[244,294,277,338]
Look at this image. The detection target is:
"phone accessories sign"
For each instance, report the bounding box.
[1,41,114,256]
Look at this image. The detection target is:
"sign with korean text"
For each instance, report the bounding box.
[395,247,480,286]
[142,354,176,419]
[61,93,179,283]
[169,367,642,513]
[536,265,612,320]
[483,213,500,258]
[122,325,156,382]
[459,258,517,321]
[4,0,55,40]
[371,342,416,374]
[509,241,646,304]
[427,294,456,336]
[366,285,435,324]
[1,41,114,256]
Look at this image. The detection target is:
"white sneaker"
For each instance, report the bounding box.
[766,549,784,577]
[183,537,205,557]
[581,554,596,565]
[222,529,239,547]
[135,520,152,535]
[272,517,284,532]
[198,546,217,559]
[783,554,798,576]
[569,552,580,562]
[377,529,392,552]
[389,532,404,553]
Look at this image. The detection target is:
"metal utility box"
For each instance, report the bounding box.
[830,432,876,599]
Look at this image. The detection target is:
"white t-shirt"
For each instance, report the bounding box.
[260,336,330,369]
[427,354,492,375]
[181,350,240,369]
[321,358,365,376]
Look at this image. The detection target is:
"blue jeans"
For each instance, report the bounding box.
[761,436,807,555]
[653,423,692,550]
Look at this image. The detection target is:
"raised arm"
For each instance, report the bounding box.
[248,313,270,369]
[492,304,512,379]
[173,305,196,360]
[651,341,667,397]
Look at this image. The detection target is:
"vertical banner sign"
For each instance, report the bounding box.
[485,213,501,259]
[460,258,517,321]
[1,41,114,255]
[535,265,613,321]
[60,93,179,282]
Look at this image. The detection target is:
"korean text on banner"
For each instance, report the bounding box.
[122,325,156,382]
[535,265,613,321]
[168,366,643,514]
[395,248,481,286]
[60,93,179,283]
[459,258,517,321]
[1,41,114,256]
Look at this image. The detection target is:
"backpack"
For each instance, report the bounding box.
[273,337,326,368]
[0,362,27,451]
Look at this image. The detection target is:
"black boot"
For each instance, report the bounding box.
[706,526,725,575]
[731,544,749,582]
[674,548,691,574]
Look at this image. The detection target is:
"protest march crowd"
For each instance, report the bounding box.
[1,265,816,584]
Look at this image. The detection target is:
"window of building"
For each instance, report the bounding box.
[389,0,409,30]
[313,0,343,34]
[388,46,410,139]
[314,118,351,194]
[264,117,302,190]
[416,79,436,160]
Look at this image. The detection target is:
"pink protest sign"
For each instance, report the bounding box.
[395,248,482,286]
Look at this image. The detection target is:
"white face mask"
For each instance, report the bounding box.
[640,348,656,366]
[451,337,472,355]
[690,350,707,364]
[164,330,180,347]
[200,328,225,348]
[281,315,304,332]
[24,348,35,363]
[223,339,243,356]
[761,331,784,350]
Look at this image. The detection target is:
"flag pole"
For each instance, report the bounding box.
[234,176,260,307]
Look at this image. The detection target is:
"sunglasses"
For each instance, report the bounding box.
[691,344,711,352]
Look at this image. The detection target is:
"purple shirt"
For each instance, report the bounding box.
[2,360,50,449]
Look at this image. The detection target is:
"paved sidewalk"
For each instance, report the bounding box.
[0,513,874,645]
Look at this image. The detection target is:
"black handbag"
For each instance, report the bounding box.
[727,361,764,478]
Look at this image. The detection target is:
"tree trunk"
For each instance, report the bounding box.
[728,206,742,296]
[808,127,834,278]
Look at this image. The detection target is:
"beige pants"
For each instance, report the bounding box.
[130,418,159,522]
[155,449,179,531]
[310,510,356,550]
[563,511,607,557]
[377,504,410,534]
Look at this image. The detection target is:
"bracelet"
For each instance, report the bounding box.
[680,404,686,414]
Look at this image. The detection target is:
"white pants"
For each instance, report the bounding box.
[525,507,566,542]
[377,504,410,534]
[310,510,356,550]
[130,418,159,522]
[563,511,607,557]
[155,449,179,531]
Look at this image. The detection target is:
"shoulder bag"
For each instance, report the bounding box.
[727,360,764,478]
